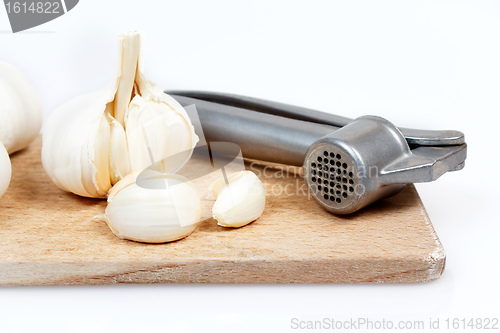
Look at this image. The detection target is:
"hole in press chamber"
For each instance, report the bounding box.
[342,163,347,169]
[312,170,316,176]
[329,159,335,165]
[323,187,328,193]
[318,171,323,177]
[323,179,328,185]
[329,152,335,158]
[311,177,317,182]
[329,196,335,202]
[336,154,341,159]
[349,179,354,185]
[324,165,329,171]
[336,198,342,203]
[330,188,335,194]
[336,161,341,167]
[348,172,353,178]
[317,156,322,162]
[330,181,335,187]
[323,151,328,157]
[342,192,347,198]
[336,184,342,189]
[324,194,329,200]
[324,159,329,165]
[330,167,335,173]
[311,162,317,168]
[318,185,322,191]
[349,187,354,192]
[343,185,347,191]
[342,178,347,183]
[336,169,342,175]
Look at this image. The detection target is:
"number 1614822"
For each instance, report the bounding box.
[5,2,61,14]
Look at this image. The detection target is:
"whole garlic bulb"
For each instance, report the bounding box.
[42,31,198,198]
[208,171,266,228]
[0,61,43,197]
[105,170,201,243]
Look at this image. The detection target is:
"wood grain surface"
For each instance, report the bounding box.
[0,137,445,285]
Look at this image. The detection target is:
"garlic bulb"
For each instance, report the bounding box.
[209,171,266,228]
[105,170,201,243]
[0,61,43,154]
[0,61,43,198]
[42,31,198,198]
[0,143,11,197]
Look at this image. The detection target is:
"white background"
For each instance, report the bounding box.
[1,0,499,332]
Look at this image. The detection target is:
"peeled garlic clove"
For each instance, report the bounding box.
[42,31,198,198]
[209,171,266,228]
[0,61,43,155]
[105,171,201,243]
[0,143,11,197]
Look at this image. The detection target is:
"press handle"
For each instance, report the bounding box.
[167,90,465,146]
[171,95,334,166]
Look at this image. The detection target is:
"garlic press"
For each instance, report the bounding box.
[167,91,467,214]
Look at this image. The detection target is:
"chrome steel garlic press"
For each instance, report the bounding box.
[167,91,467,214]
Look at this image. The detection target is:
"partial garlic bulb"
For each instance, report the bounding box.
[209,171,266,228]
[0,143,11,197]
[0,61,43,154]
[42,31,198,198]
[0,61,43,198]
[105,170,201,243]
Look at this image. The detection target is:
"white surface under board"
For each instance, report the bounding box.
[0,0,498,332]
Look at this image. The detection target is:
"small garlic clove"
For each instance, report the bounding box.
[42,31,198,198]
[0,143,11,198]
[105,171,201,243]
[209,171,266,228]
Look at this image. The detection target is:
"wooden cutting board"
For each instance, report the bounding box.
[0,137,445,285]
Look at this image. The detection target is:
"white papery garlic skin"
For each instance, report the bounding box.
[42,31,198,198]
[0,61,43,197]
[105,170,201,243]
[209,171,265,228]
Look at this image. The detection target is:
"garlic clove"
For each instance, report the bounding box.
[105,170,201,243]
[92,113,112,196]
[107,113,130,185]
[0,143,11,198]
[125,95,195,174]
[42,31,198,198]
[0,61,43,155]
[209,171,266,228]
[42,89,112,197]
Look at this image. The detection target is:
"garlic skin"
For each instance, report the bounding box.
[0,61,43,154]
[209,171,266,228]
[105,170,201,243]
[42,31,198,198]
[0,143,11,197]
